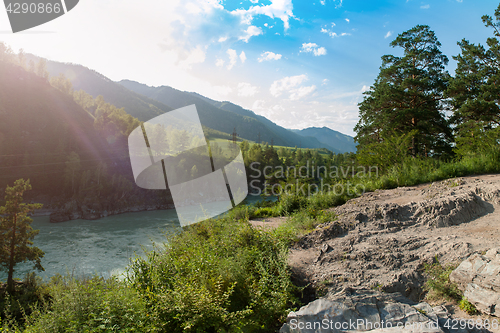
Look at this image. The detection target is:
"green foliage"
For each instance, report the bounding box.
[49,74,73,96]
[448,4,500,157]
[276,193,308,216]
[355,25,452,158]
[0,273,49,327]
[128,217,298,332]
[459,297,478,315]
[423,258,461,302]
[24,276,153,332]
[356,131,417,171]
[0,180,44,294]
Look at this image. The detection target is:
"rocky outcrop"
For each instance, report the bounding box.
[286,175,500,331]
[301,180,500,248]
[280,288,473,332]
[49,202,175,222]
[450,248,500,317]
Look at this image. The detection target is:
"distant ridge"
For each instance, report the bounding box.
[119,80,342,152]
[292,127,357,153]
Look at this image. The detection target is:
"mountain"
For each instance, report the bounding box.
[0,61,109,195]
[292,127,357,153]
[24,56,351,153]
[119,80,341,152]
[187,93,343,152]
[25,54,174,121]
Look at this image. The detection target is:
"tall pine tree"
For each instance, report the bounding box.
[448,4,500,156]
[355,25,452,160]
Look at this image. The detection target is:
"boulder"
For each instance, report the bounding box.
[450,248,500,316]
[280,288,471,332]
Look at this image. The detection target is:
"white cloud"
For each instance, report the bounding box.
[300,43,327,56]
[321,28,350,38]
[238,82,259,96]
[384,31,393,39]
[218,36,228,42]
[252,99,266,110]
[345,18,350,23]
[178,45,206,70]
[320,0,325,5]
[232,0,294,30]
[258,51,282,62]
[322,79,329,85]
[289,85,316,100]
[227,49,238,70]
[239,51,247,63]
[421,4,430,9]
[239,25,263,42]
[216,58,225,67]
[315,47,327,56]
[270,74,316,101]
[249,0,259,3]
[270,74,308,97]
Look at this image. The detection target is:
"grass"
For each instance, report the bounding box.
[423,257,478,315]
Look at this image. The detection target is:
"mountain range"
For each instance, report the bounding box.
[31,55,356,153]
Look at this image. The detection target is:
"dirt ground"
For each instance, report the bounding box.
[250,174,500,329]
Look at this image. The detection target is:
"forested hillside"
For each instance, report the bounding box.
[0,46,171,214]
[24,55,174,121]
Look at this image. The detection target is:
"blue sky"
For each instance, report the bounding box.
[0,0,498,136]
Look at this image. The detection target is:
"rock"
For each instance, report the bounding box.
[280,288,470,332]
[49,211,72,223]
[450,248,500,316]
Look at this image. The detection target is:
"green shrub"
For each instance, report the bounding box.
[128,217,298,332]
[0,273,50,327]
[423,258,462,302]
[459,297,477,315]
[24,276,153,333]
[276,194,308,215]
[252,206,279,218]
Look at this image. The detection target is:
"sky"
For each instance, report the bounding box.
[0,0,498,136]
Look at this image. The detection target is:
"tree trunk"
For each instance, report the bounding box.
[7,209,17,294]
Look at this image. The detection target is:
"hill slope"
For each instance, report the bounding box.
[292,127,357,153]
[119,80,339,151]
[0,61,109,195]
[26,55,174,121]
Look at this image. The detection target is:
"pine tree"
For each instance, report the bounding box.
[0,179,44,294]
[355,25,452,160]
[447,4,500,156]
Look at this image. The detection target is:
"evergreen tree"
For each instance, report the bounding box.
[35,58,49,80]
[0,179,44,294]
[448,3,500,156]
[355,25,452,160]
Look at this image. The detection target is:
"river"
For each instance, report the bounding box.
[0,194,271,281]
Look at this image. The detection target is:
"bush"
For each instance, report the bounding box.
[24,276,153,332]
[459,297,477,315]
[423,258,462,302]
[0,273,50,327]
[128,217,298,332]
[276,194,308,215]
